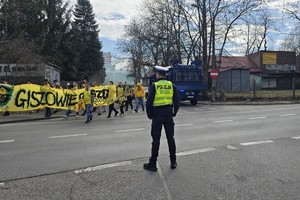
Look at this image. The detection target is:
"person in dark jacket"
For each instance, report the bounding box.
[143,66,180,171]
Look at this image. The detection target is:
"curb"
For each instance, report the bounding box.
[197,101,300,106]
[0,116,63,125]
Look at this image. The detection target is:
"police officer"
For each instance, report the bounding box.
[143,66,180,171]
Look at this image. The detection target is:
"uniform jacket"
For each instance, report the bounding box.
[146,78,180,120]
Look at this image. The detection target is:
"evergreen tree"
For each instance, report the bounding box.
[0,0,43,40]
[37,0,72,66]
[72,0,104,80]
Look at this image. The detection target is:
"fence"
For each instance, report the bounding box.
[222,90,300,100]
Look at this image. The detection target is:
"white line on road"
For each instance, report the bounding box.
[74,161,132,174]
[157,163,172,200]
[0,140,15,143]
[280,114,296,117]
[291,136,300,140]
[48,133,87,139]
[212,120,233,123]
[175,124,193,127]
[195,108,204,111]
[226,145,239,150]
[178,110,194,114]
[0,119,69,127]
[177,147,216,156]
[0,182,4,187]
[240,140,274,146]
[115,128,145,133]
[248,116,267,120]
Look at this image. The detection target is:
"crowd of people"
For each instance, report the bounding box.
[43,79,147,123]
[1,78,147,122]
[2,65,181,171]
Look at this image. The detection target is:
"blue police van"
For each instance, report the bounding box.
[148,61,207,105]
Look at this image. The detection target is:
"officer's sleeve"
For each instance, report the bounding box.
[146,84,155,119]
[172,84,180,116]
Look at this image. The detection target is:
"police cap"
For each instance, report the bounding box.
[154,66,170,75]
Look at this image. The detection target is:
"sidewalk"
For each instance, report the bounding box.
[0,110,64,124]
[198,100,300,105]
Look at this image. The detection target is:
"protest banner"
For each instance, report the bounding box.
[0,84,116,112]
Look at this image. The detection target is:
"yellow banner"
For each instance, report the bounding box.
[263,52,277,64]
[0,84,116,112]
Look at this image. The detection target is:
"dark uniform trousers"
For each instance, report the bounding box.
[150,116,176,163]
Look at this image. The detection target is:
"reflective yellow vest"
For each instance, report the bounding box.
[153,80,173,106]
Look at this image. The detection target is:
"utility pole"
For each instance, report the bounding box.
[191,0,208,97]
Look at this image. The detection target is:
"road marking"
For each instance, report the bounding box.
[0,182,4,187]
[0,119,70,127]
[226,145,239,150]
[291,136,300,140]
[212,120,233,123]
[0,140,14,143]
[49,133,87,139]
[177,147,216,156]
[195,108,204,111]
[178,110,194,114]
[74,161,132,174]
[157,163,172,200]
[240,140,274,146]
[115,128,145,133]
[175,124,193,127]
[248,117,267,120]
[280,114,296,117]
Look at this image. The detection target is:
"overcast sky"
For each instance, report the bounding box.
[69,0,141,56]
[68,0,298,57]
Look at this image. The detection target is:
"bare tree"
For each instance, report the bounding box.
[283,1,300,22]
[280,1,300,55]
[242,9,273,55]
[118,0,264,92]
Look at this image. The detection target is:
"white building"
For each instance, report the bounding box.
[103,52,134,85]
[0,63,61,85]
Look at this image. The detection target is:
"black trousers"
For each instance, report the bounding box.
[119,101,126,114]
[150,117,176,163]
[45,107,52,116]
[107,103,118,117]
[125,96,133,110]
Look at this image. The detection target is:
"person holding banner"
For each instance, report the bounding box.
[124,83,134,111]
[53,80,62,114]
[107,81,119,118]
[0,79,10,116]
[83,83,94,123]
[117,81,126,117]
[65,83,73,118]
[43,79,52,117]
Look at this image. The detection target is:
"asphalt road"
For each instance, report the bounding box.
[0,103,299,200]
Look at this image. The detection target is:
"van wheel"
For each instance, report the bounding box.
[190,100,198,106]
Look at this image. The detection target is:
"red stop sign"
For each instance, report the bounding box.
[210,69,218,79]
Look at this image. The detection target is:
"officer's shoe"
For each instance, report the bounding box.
[170,161,177,169]
[143,163,157,172]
